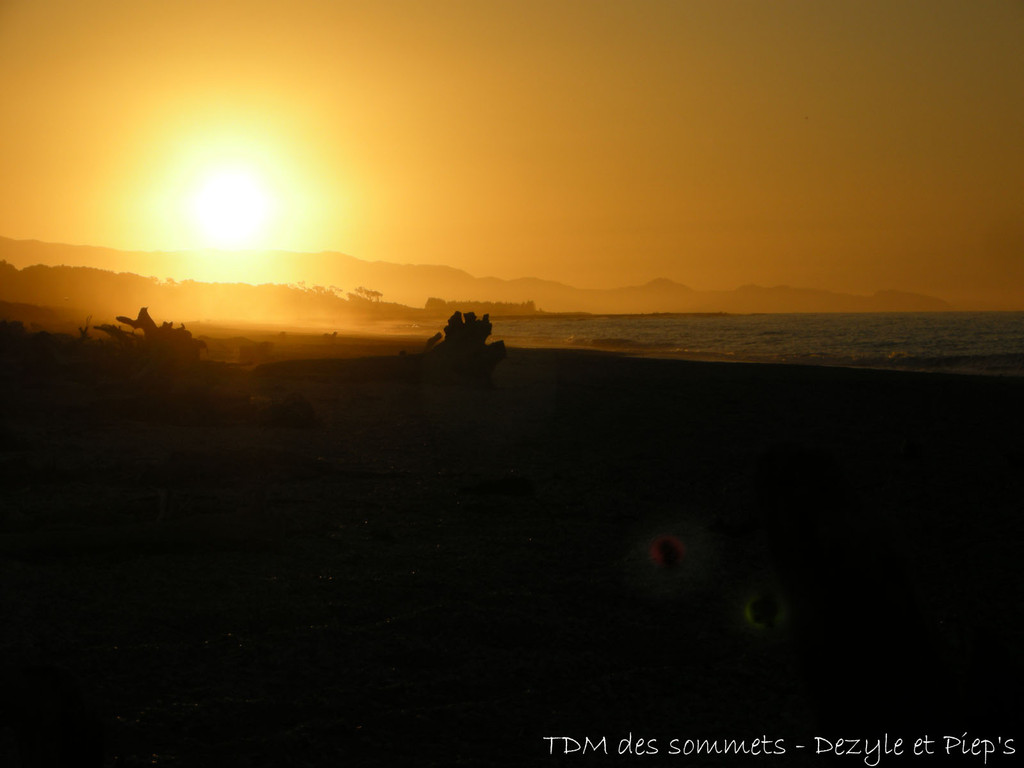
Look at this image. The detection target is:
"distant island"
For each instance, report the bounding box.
[0,236,954,328]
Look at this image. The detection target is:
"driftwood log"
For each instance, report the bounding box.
[252,310,506,387]
[422,311,506,385]
[95,307,206,377]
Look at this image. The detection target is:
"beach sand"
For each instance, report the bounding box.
[1,336,1022,765]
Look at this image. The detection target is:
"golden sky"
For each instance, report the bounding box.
[1,0,1022,305]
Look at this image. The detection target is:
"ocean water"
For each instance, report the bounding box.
[491,312,1024,376]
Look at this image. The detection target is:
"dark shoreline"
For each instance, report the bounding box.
[2,345,1022,765]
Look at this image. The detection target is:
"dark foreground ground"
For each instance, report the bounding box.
[1,338,1022,766]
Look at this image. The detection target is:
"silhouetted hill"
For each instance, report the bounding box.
[0,236,953,314]
[0,260,426,330]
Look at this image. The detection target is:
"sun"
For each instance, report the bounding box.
[191,167,273,248]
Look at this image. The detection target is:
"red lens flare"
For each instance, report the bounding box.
[649,534,685,567]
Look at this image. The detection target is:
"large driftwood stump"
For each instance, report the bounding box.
[422,311,506,385]
[95,307,206,378]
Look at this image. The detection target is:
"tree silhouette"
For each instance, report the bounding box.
[352,286,383,303]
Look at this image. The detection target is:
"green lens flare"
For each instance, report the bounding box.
[745,592,782,629]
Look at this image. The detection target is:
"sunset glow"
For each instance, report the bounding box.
[0,0,1022,308]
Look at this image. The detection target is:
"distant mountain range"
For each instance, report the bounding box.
[0,236,952,314]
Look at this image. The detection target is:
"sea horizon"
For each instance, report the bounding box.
[476,310,1024,377]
